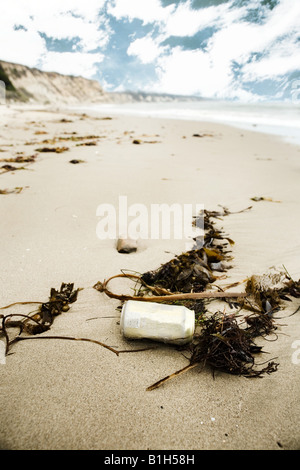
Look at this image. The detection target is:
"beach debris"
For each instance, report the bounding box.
[146,311,279,391]
[76,141,97,146]
[69,159,85,164]
[192,133,213,138]
[250,196,281,203]
[0,155,36,163]
[121,300,195,345]
[0,164,29,174]
[0,186,24,195]
[59,118,73,123]
[94,204,300,390]
[146,268,300,390]
[94,272,246,304]
[132,138,160,145]
[52,135,100,143]
[140,207,251,294]
[0,283,155,358]
[241,270,300,316]
[1,283,79,337]
[117,237,138,254]
[35,146,69,153]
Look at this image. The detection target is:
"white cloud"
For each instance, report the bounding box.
[0,0,109,72]
[127,35,165,64]
[164,0,243,37]
[154,47,235,98]
[40,51,104,78]
[107,0,174,24]
[150,0,300,99]
[243,49,300,81]
[0,28,46,67]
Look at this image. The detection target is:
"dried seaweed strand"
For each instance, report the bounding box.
[13,334,120,356]
[94,273,247,302]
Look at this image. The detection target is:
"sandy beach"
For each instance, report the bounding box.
[0,104,299,451]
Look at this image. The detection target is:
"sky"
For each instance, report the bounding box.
[0,0,299,101]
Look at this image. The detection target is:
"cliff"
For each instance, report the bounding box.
[0,60,203,106]
[0,60,107,105]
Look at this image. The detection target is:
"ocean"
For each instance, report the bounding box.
[73,100,300,147]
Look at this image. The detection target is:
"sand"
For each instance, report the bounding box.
[0,103,299,451]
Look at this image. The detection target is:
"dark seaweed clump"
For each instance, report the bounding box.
[141,207,241,295]
[189,312,278,378]
[1,283,79,340]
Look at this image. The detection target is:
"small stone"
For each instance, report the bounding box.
[117,238,138,254]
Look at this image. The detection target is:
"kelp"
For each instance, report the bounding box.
[146,270,300,390]
[141,206,251,295]
[0,187,24,195]
[0,283,155,358]
[1,283,79,339]
[69,159,85,164]
[0,164,29,174]
[35,146,69,153]
[147,312,279,391]
[0,155,36,163]
[41,135,100,144]
[251,196,281,203]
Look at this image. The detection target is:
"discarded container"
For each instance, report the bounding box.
[120,300,195,345]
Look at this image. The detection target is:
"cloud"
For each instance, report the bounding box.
[127,35,165,64]
[107,0,174,24]
[0,28,46,67]
[0,0,109,71]
[0,0,299,100]
[243,49,300,81]
[154,47,236,98]
[163,0,243,37]
[145,0,300,99]
[40,51,104,78]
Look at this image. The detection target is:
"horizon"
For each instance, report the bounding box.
[0,1,299,102]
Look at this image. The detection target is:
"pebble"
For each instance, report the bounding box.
[116,238,138,253]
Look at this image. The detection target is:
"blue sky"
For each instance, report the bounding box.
[0,0,299,101]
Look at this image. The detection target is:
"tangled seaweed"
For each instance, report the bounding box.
[0,283,155,358]
[0,283,79,352]
[147,312,279,391]
[141,207,244,295]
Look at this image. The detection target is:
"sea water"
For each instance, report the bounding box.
[73,99,300,147]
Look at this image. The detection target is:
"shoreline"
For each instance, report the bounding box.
[0,104,299,450]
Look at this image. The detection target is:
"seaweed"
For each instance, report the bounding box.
[0,155,36,163]
[69,159,85,164]
[140,206,251,295]
[147,312,279,391]
[1,283,155,358]
[251,196,281,203]
[1,283,79,340]
[0,187,24,195]
[0,164,29,174]
[35,146,69,153]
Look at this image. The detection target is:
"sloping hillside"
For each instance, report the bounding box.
[0,60,107,105]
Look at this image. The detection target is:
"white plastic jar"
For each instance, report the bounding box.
[120,300,195,345]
